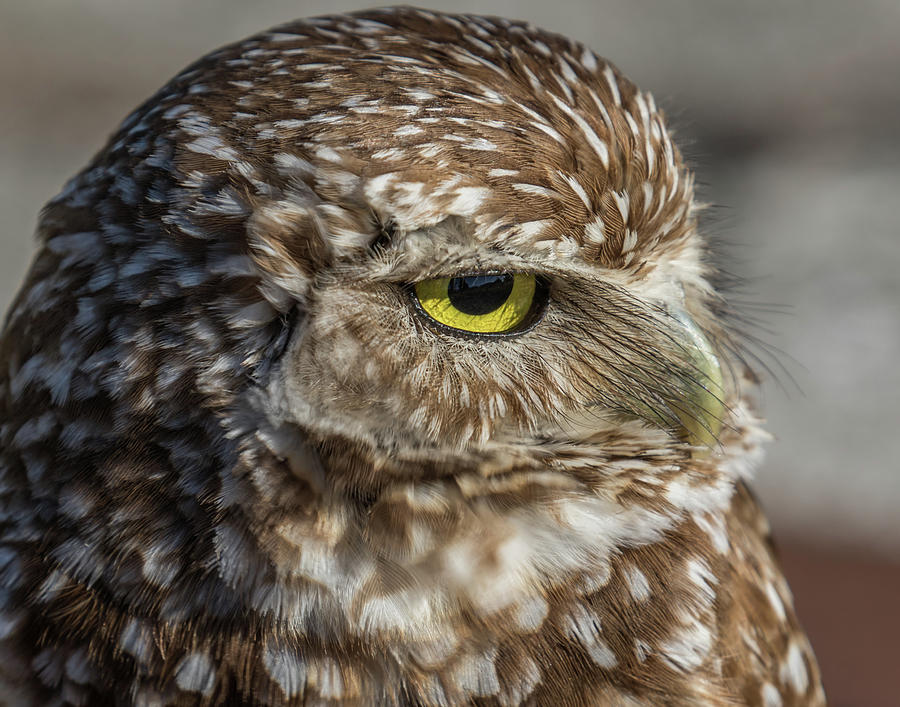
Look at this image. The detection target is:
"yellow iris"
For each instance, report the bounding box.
[413,273,537,334]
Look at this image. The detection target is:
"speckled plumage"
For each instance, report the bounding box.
[0,7,824,706]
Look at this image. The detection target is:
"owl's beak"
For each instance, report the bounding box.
[668,310,726,451]
[618,308,726,451]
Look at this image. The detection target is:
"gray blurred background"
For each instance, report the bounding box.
[1,1,898,704]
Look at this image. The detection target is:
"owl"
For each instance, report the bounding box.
[0,7,824,706]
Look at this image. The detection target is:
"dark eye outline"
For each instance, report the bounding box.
[406,272,550,339]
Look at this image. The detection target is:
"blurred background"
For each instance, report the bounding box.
[1,1,897,703]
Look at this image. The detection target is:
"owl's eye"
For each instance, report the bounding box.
[412,273,546,335]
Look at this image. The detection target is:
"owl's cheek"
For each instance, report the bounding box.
[272,286,428,437]
[276,322,514,451]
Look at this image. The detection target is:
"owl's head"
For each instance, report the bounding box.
[9,8,746,503]
[239,9,736,476]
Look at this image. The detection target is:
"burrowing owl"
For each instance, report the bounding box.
[0,7,825,706]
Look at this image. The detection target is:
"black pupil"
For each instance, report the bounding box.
[446,274,515,316]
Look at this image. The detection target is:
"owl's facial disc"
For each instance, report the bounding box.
[281,231,729,459]
[411,273,549,336]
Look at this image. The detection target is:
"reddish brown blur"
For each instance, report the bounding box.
[780,542,900,707]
